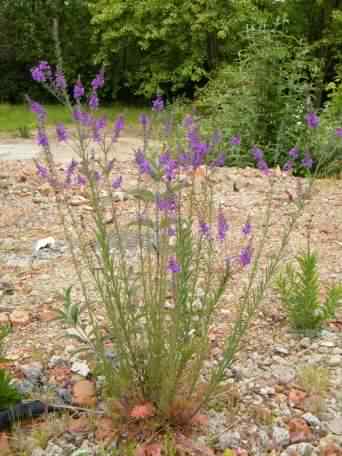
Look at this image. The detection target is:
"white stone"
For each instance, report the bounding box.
[71,360,90,377]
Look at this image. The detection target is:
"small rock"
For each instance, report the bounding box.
[0,432,10,454]
[10,309,31,326]
[21,362,43,383]
[280,442,317,456]
[273,426,290,447]
[45,442,64,456]
[274,346,289,356]
[72,380,96,407]
[273,366,296,385]
[70,195,87,206]
[321,443,342,456]
[71,361,90,377]
[303,413,321,429]
[328,356,341,367]
[288,418,313,443]
[300,338,312,348]
[48,356,65,369]
[113,191,128,202]
[218,431,241,450]
[33,237,55,254]
[288,389,307,409]
[31,448,46,456]
[327,417,342,436]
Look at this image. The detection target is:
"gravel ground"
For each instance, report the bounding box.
[0,143,341,455]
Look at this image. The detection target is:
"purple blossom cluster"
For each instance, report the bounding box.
[251,146,269,175]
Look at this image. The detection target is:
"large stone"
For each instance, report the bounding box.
[10,309,31,326]
[288,418,313,444]
[273,426,290,447]
[72,380,96,407]
[273,366,296,385]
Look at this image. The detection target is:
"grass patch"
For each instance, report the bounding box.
[0,103,149,134]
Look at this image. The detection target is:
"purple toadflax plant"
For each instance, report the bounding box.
[29,50,315,424]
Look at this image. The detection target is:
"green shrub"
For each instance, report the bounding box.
[196,28,321,170]
[276,247,342,333]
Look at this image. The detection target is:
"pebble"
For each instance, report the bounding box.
[10,309,31,326]
[21,362,43,383]
[72,380,97,407]
[303,413,321,429]
[45,442,64,456]
[57,388,73,404]
[328,356,341,367]
[272,426,290,447]
[218,431,241,450]
[272,366,296,385]
[280,442,317,456]
[327,417,342,436]
[71,360,90,377]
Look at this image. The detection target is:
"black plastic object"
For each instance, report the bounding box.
[0,400,56,430]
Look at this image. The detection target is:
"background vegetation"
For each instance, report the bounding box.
[1,0,342,173]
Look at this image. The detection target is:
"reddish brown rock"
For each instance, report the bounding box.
[72,380,96,407]
[48,366,71,384]
[322,443,342,456]
[288,389,307,409]
[0,433,11,454]
[9,310,31,326]
[288,418,313,443]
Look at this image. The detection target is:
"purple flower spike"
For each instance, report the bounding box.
[230,135,241,146]
[56,123,68,142]
[217,210,229,241]
[135,149,152,175]
[31,61,50,82]
[139,113,149,128]
[288,147,299,159]
[167,227,176,237]
[211,152,225,167]
[77,175,87,187]
[152,96,164,112]
[89,92,99,110]
[37,130,49,147]
[73,80,85,99]
[302,152,314,170]
[112,176,122,189]
[55,71,67,90]
[36,162,49,179]
[240,246,252,267]
[252,146,264,161]
[336,128,342,137]
[91,71,105,90]
[199,221,210,239]
[65,159,78,185]
[306,112,320,129]
[156,195,176,213]
[30,101,46,122]
[167,256,181,274]
[257,159,269,175]
[242,222,252,236]
[112,115,125,142]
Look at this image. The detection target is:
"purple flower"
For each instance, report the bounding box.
[257,159,269,175]
[302,152,313,170]
[73,80,85,99]
[242,222,252,236]
[159,152,178,181]
[91,71,105,90]
[239,246,252,267]
[211,152,225,167]
[112,176,122,189]
[139,113,149,127]
[217,210,229,241]
[36,162,49,178]
[152,96,164,112]
[167,256,181,273]
[288,147,299,159]
[55,71,67,90]
[336,128,342,137]
[230,135,241,146]
[31,61,50,82]
[199,221,210,239]
[73,109,92,126]
[135,149,152,175]
[283,160,294,172]
[56,123,68,142]
[112,116,125,142]
[89,92,99,110]
[77,174,87,186]
[156,194,176,213]
[37,130,49,147]
[306,112,320,129]
[252,146,264,161]
[183,114,194,129]
[30,101,46,122]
